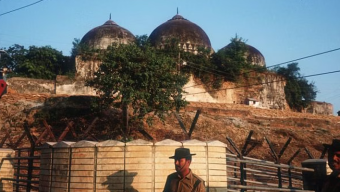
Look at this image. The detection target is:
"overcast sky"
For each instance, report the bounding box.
[0,0,339,115]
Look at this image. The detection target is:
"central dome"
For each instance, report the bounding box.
[149,14,212,54]
[80,19,135,50]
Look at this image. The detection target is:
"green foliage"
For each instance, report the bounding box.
[86,36,189,130]
[73,38,102,62]
[181,46,223,89]
[213,36,254,82]
[157,37,223,89]
[0,44,26,71]
[70,38,81,57]
[1,44,72,79]
[275,63,317,111]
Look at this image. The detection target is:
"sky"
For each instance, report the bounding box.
[0,0,339,115]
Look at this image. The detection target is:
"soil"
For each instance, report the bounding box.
[1,90,339,166]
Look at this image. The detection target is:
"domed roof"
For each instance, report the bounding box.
[80,19,135,50]
[223,43,266,67]
[245,44,265,67]
[149,14,212,53]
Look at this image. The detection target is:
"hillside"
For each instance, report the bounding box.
[0,90,339,166]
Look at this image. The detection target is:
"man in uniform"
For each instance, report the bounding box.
[163,148,205,192]
[322,139,340,192]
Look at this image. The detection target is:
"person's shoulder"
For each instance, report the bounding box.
[192,172,204,182]
[167,172,178,178]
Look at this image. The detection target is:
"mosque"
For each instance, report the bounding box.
[6,12,332,114]
[73,13,284,110]
[75,13,265,80]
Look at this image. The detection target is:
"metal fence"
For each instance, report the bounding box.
[0,117,324,192]
[1,148,41,192]
[226,153,315,192]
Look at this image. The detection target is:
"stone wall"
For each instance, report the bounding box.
[4,73,334,115]
[55,75,96,95]
[6,76,96,96]
[75,56,101,81]
[6,77,55,94]
[39,139,227,192]
[0,149,15,192]
[304,101,333,115]
[183,72,288,110]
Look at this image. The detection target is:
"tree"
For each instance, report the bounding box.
[0,44,27,71]
[70,38,81,58]
[0,45,71,80]
[275,63,317,111]
[212,36,266,82]
[212,36,250,82]
[86,36,189,137]
[181,46,223,89]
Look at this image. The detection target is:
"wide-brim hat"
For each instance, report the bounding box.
[324,139,340,151]
[169,148,196,159]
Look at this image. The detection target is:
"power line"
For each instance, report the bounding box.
[302,70,340,78]
[183,47,340,89]
[183,70,340,96]
[320,93,340,101]
[0,0,44,17]
[186,61,231,76]
[266,47,340,68]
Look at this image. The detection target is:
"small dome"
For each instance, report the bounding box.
[80,19,135,49]
[149,14,212,54]
[223,43,266,67]
[245,44,266,67]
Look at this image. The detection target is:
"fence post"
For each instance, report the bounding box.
[226,136,246,191]
[301,159,327,192]
[287,149,301,188]
[15,149,21,192]
[24,122,35,192]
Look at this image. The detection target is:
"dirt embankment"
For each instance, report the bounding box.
[1,91,339,166]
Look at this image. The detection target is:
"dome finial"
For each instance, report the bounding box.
[109,13,111,20]
[177,7,179,15]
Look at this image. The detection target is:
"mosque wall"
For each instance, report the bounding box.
[184,73,288,110]
[6,77,55,94]
[303,101,333,115]
[39,139,227,192]
[6,76,96,96]
[4,74,332,115]
[75,56,101,81]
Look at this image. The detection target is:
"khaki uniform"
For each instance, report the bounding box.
[163,170,205,192]
[322,172,340,192]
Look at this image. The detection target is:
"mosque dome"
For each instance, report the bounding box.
[80,19,135,50]
[149,14,212,54]
[224,43,266,67]
[245,44,266,67]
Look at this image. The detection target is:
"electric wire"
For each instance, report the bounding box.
[184,62,220,76]
[183,70,340,96]
[266,47,340,68]
[185,61,232,76]
[183,47,340,89]
[321,93,340,101]
[0,0,44,17]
